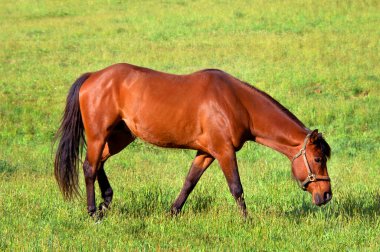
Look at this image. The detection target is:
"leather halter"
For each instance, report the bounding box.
[292,133,330,191]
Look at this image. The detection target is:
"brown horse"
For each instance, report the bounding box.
[54,63,332,217]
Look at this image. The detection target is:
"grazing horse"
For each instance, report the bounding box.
[54,63,332,217]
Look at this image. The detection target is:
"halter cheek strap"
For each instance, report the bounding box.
[292,133,330,191]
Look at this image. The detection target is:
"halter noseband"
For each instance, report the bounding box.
[292,133,330,191]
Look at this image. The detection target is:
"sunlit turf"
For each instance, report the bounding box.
[1,0,379,250]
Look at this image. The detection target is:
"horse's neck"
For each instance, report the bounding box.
[242,85,308,159]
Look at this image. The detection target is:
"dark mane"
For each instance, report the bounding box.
[240,81,306,128]
[239,80,331,159]
[315,135,331,160]
[200,70,306,129]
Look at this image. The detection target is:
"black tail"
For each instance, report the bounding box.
[54,73,91,199]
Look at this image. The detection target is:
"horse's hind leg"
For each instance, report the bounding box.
[171,151,214,215]
[97,162,113,211]
[98,125,135,211]
[83,138,106,216]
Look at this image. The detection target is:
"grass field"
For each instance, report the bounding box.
[1,0,379,250]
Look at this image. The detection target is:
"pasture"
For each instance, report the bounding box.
[0,0,379,250]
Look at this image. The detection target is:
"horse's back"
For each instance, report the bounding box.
[79,63,250,150]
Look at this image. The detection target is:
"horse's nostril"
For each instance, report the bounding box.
[324,192,332,202]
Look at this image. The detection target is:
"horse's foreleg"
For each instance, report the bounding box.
[216,151,247,217]
[171,151,214,215]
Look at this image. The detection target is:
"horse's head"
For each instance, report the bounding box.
[292,129,332,206]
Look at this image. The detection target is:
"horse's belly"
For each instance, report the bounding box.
[122,113,201,149]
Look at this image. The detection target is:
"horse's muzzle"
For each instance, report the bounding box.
[313,191,332,206]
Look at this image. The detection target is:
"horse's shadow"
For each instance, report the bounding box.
[284,193,380,220]
[0,160,18,174]
[117,187,215,218]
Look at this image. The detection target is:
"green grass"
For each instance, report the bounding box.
[1,0,379,250]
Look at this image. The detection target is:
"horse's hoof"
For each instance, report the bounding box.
[99,202,110,212]
[170,207,181,217]
[96,211,104,221]
[88,209,97,218]
[94,202,110,220]
[89,209,105,222]
[88,210,103,223]
[244,215,253,224]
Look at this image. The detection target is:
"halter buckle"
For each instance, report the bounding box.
[308,174,316,182]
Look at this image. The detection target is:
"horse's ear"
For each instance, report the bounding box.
[310,129,319,143]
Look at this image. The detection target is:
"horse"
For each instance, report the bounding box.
[54,63,332,217]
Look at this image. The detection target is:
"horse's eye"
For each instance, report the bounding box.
[314,157,322,163]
